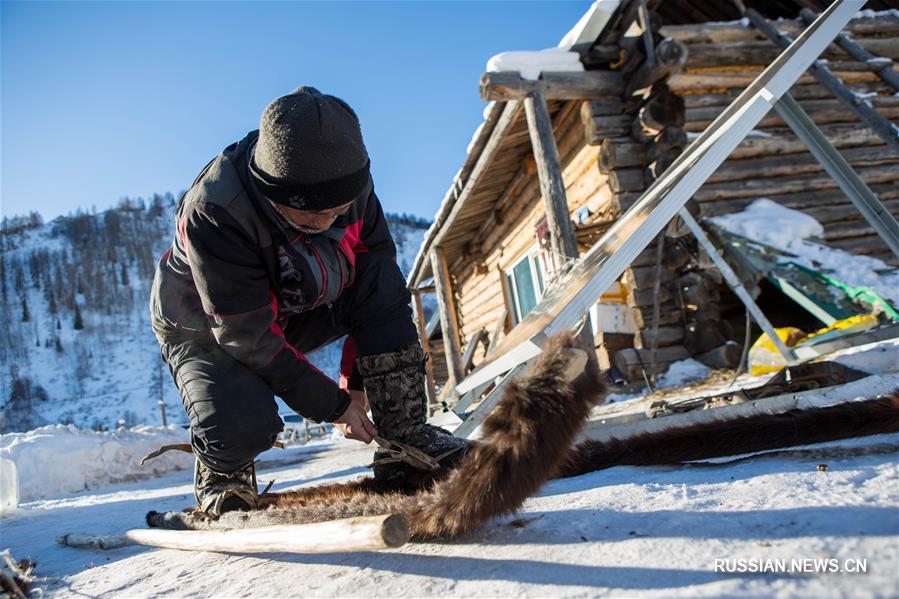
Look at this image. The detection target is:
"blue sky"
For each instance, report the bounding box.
[2,1,591,221]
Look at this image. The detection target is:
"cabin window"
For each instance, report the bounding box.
[505,248,549,324]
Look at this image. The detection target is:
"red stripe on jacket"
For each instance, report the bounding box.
[266,292,334,382]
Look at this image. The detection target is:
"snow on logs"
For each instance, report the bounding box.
[480,71,624,101]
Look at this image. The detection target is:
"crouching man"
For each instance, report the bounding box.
[150,86,467,515]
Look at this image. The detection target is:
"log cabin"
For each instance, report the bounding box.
[407,0,899,406]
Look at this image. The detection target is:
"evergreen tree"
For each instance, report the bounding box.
[0,253,7,304]
[120,262,129,286]
[21,297,30,322]
[54,336,63,353]
[74,303,84,330]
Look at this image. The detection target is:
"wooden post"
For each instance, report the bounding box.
[524,90,579,263]
[412,289,438,409]
[158,400,167,428]
[429,248,464,391]
[524,90,596,353]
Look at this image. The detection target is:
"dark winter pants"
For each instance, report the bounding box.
[160,257,418,473]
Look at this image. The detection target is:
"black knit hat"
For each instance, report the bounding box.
[249,86,371,210]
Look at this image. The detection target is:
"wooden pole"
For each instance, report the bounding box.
[523,90,596,354]
[523,90,579,263]
[58,514,409,554]
[412,289,438,409]
[429,248,464,391]
[157,400,167,428]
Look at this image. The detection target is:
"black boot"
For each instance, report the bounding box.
[357,344,469,483]
[193,458,259,516]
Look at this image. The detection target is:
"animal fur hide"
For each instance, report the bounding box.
[147,332,606,539]
[556,392,899,477]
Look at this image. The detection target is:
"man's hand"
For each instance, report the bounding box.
[334,390,377,443]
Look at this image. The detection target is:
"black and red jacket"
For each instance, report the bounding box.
[150,131,396,422]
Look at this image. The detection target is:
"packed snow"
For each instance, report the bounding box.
[1,429,896,597]
[653,358,711,389]
[710,199,899,304]
[0,424,192,505]
[710,198,824,246]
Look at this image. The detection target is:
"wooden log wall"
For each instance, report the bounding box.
[663,14,899,265]
[581,11,694,381]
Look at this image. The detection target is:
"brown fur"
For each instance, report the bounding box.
[147,332,605,538]
[556,392,899,477]
[405,332,605,539]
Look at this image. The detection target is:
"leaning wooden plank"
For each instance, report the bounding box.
[58,514,409,554]
[455,0,864,397]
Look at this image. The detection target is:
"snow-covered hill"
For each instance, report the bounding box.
[0,199,429,432]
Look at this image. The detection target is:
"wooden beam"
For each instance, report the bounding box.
[480,71,625,102]
[582,44,623,68]
[412,289,437,409]
[461,328,490,374]
[600,139,646,172]
[430,248,464,389]
[627,38,688,95]
[524,90,580,262]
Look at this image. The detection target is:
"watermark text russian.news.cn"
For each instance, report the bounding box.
[714,558,868,574]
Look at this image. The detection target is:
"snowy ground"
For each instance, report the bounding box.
[2,430,897,597]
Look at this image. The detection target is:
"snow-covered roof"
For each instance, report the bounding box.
[557,0,621,51]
